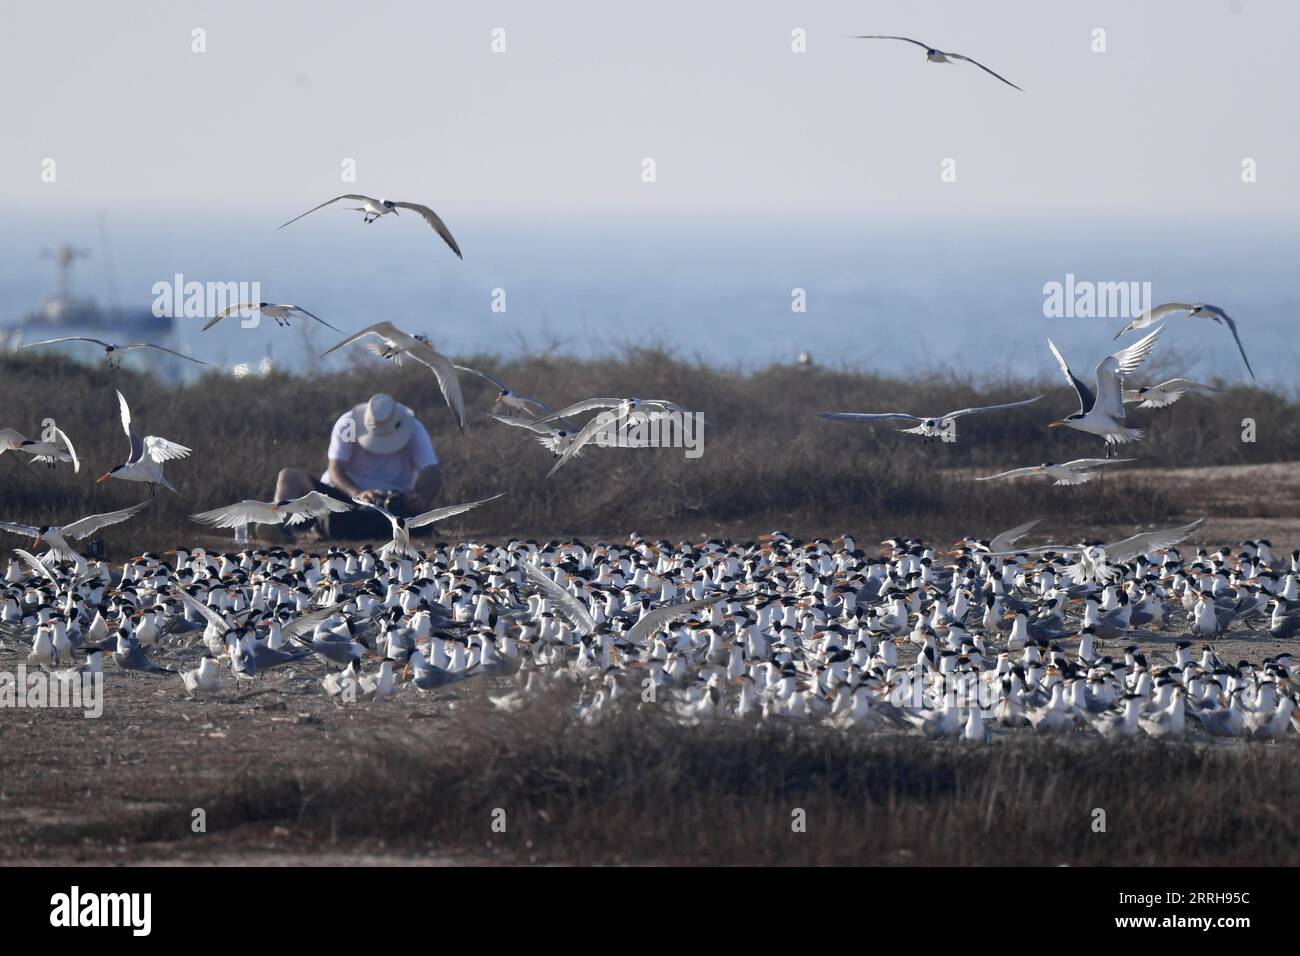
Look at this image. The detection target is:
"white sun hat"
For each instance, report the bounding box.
[350,393,415,454]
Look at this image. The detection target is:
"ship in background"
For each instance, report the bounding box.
[15,242,173,335]
[0,238,195,379]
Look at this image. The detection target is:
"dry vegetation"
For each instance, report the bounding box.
[0,348,1295,555]
[16,684,1300,866]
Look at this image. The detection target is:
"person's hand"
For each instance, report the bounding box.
[357,489,387,504]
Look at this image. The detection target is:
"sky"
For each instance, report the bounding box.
[1,1,1296,387]
[2,0,1297,217]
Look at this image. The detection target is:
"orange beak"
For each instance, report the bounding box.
[32,536,41,548]
[1047,421,1067,429]
[95,472,111,484]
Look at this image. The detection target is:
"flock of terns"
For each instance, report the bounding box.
[0,34,1291,745]
[0,530,1297,743]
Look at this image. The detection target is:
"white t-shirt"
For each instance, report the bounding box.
[320,411,438,493]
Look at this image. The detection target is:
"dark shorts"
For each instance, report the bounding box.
[311,481,429,541]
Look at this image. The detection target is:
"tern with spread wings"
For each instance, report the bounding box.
[191,492,352,530]
[1046,326,1163,453]
[352,493,504,559]
[1122,379,1221,409]
[322,321,465,431]
[96,389,192,495]
[849,35,1023,90]
[21,336,207,368]
[818,396,1042,442]
[0,500,150,568]
[976,458,1135,486]
[1113,302,1254,381]
[277,194,462,259]
[202,303,341,333]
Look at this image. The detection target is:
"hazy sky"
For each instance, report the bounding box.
[3,0,1297,216]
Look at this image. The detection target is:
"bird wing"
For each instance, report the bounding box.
[1109,325,1164,378]
[21,336,110,349]
[943,52,1022,90]
[1103,520,1204,564]
[405,493,505,531]
[145,436,192,463]
[454,364,508,392]
[277,194,375,230]
[1197,306,1256,382]
[282,306,343,333]
[1136,379,1219,408]
[115,390,144,464]
[125,342,208,365]
[816,412,923,423]
[203,304,259,331]
[1093,325,1163,419]
[60,500,151,540]
[848,35,932,49]
[0,428,27,452]
[54,426,80,474]
[0,521,41,538]
[974,467,1042,482]
[390,202,463,259]
[321,321,403,357]
[12,548,57,583]
[280,601,355,643]
[288,491,353,518]
[532,398,626,425]
[546,410,619,478]
[941,396,1042,419]
[406,344,466,431]
[1063,458,1132,471]
[190,500,277,529]
[488,414,572,443]
[988,518,1044,555]
[172,587,234,634]
[1047,339,1094,414]
[625,593,726,645]
[522,561,597,637]
[1113,302,1193,339]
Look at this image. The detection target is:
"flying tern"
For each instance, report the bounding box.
[322,321,465,431]
[10,427,79,472]
[277,194,462,259]
[1122,378,1221,409]
[191,491,352,529]
[989,519,1204,584]
[849,35,1022,90]
[20,336,207,368]
[488,412,581,458]
[202,303,342,333]
[521,560,723,644]
[0,501,150,568]
[817,396,1042,441]
[351,493,505,559]
[96,390,192,494]
[455,364,566,420]
[531,397,689,428]
[976,458,1136,486]
[1046,326,1162,453]
[1113,302,1254,381]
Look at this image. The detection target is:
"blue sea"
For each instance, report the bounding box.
[2,204,1296,390]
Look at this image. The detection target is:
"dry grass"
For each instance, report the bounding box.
[1,348,1294,554]
[45,691,1300,866]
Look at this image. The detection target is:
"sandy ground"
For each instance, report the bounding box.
[2,462,1298,865]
